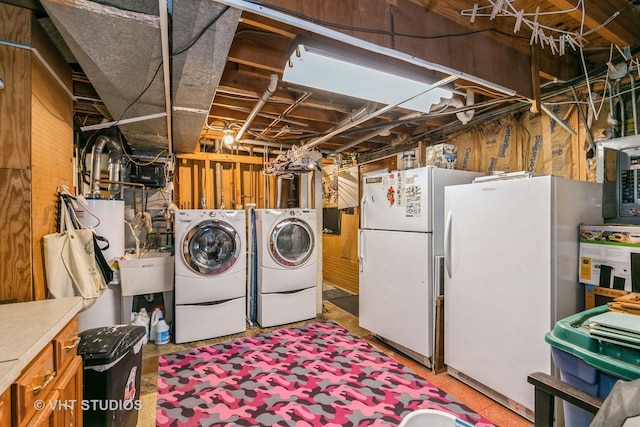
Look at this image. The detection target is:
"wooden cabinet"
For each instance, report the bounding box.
[53,356,82,427]
[0,388,10,427]
[24,390,57,427]
[9,317,81,427]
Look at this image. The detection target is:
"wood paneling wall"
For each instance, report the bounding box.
[0,5,31,303]
[322,211,359,294]
[31,17,74,301]
[0,5,73,302]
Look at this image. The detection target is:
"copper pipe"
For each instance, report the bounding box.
[98,180,147,213]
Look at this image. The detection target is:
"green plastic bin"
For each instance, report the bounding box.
[545,305,640,426]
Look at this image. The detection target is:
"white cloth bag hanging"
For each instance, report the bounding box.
[43,199,106,310]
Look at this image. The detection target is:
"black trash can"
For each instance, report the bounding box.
[78,325,146,427]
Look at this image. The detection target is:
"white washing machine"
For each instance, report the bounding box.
[174,209,247,343]
[255,209,317,327]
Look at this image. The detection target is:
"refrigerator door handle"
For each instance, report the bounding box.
[358,229,364,272]
[360,196,367,228]
[444,211,452,278]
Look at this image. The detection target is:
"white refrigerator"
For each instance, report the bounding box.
[443,173,602,420]
[359,166,482,367]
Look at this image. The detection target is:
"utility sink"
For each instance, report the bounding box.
[118,252,174,297]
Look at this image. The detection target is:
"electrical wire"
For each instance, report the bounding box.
[109,61,163,128]
[117,131,167,167]
[172,6,231,56]
[84,5,232,133]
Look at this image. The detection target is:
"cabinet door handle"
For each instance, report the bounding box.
[64,336,81,350]
[33,370,56,393]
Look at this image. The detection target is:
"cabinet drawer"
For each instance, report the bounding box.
[13,345,56,427]
[53,317,79,372]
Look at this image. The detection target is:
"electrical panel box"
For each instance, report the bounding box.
[596,135,640,223]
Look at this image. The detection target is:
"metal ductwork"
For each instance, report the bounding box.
[303,102,378,150]
[333,111,423,154]
[235,73,278,142]
[40,0,241,154]
[91,133,123,197]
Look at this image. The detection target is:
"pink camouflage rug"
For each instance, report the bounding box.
[156,321,496,426]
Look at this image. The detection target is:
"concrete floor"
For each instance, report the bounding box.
[134,284,533,426]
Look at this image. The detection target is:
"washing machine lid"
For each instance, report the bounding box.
[269,218,314,267]
[183,219,241,275]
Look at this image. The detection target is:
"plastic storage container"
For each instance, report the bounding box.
[78,325,147,427]
[545,305,640,427]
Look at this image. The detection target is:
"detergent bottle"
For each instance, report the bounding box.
[149,308,163,342]
[131,313,149,345]
[138,307,150,341]
[155,317,170,345]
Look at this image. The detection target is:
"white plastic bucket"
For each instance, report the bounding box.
[398,409,473,427]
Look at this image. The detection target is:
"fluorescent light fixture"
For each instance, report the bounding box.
[283,37,454,114]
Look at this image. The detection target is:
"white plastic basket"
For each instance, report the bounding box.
[398,409,474,427]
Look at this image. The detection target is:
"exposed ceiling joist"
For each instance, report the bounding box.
[30,0,640,162]
[546,0,640,47]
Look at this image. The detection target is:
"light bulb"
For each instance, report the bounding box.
[222,130,235,146]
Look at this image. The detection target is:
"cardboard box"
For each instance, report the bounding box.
[424,143,457,169]
[584,285,629,310]
[579,224,640,292]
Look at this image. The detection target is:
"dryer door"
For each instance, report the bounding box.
[269,218,314,267]
[183,220,241,275]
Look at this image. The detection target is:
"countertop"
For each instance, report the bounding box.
[0,297,83,394]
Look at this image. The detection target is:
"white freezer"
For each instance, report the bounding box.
[359,229,434,358]
[443,174,602,419]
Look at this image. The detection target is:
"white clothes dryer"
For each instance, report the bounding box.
[256,209,318,292]
[255,209,317,327]
[174,209,247,343]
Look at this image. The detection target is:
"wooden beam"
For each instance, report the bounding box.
[227,32,290,72]
[204,159,213,209]
[178,152,265,165]
[192,162,200,209]
[234,162,242,207]
[530,44,541,114]
[178,159,193,209]
[240,16,297,38]
[546,0,640,47]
